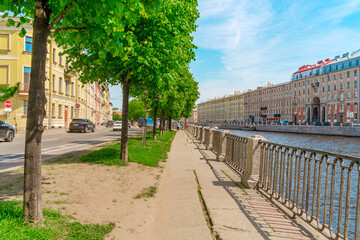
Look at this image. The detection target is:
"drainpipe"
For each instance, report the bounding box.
[48,39,54,129]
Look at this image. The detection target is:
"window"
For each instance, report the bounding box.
[355,81,358,88]
[65,78,70,95]
[314,87,318,93]
[53,48,56,63]
[52,103,55,118]
[334,84,337,90]
[334,74,337,80]
[0,65,9,84]
[340,93,344,101]
[334,94,337,100]
[340,83,343,89]
[59,54,63,65]
[347,82,350,88]
[334,114,337,121]
[0,33,10,51]
[328,114,331,120]
[355,91,358,98]
[23,67,31,90]
[347,71,350,78]
[52,74,56,91]
[323,86,325,92]
[59,77,63,93]
[322,77,325,82]
[328,85,331,91]
[347,92,351,99]
[24,100,28,114]
[355,70,358,77]
[71,82,74,96]
[58,105,62,118]
[340,104,344,111]
[25,36,32,52]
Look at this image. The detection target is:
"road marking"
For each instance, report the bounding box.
[42,138,59,142]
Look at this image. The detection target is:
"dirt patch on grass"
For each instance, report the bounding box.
[0,153,164,239]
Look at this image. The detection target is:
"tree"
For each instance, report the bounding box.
[128,99,145,122]
[0,0,146,223]
[63,0,199,159]
[113,114,122,121]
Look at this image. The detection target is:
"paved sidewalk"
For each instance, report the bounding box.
[150,131,327,240]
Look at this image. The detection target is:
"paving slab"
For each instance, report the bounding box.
[184,131,328,240]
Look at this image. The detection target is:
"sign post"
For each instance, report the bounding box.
[4,101,12,124]
[75,103,80,118]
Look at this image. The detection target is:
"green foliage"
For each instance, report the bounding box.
[129,99,146,121]
[0,85,20,102]
[112,114,122,121]
[0,201,115,239]
[81,130,176,167]
[134,186,157,199]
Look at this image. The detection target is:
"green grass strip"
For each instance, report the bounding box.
[0,201,115,240]
[81,130,176,167]
[221,170,248,195]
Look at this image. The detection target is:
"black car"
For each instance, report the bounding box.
[69,119,95,133]
[0,120,15,142]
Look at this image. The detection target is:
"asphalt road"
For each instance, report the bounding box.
[0,126,143,171]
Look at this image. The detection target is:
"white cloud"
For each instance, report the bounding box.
[193,0,360,103]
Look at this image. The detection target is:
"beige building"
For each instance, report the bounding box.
[292,52,360,123]
[197,91,244,123]
[0,17,112,131]
[244,82,292,123]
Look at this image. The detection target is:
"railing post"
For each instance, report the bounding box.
[208,128,214,150]
[216,130,230,162]
[242,135,267,188]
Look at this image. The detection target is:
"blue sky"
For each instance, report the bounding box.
[110,0,360,108]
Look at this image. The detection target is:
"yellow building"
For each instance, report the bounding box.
[0,17,111,131]
[197,91,244,123]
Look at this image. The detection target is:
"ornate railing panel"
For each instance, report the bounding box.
[212,131,221,154]
[258,141,360,240]
[225,134,248,175]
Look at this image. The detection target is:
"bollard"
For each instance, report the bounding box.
[242,135,267,188]
[216,130,230,162]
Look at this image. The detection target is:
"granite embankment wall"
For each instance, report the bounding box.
[197,123,360,137]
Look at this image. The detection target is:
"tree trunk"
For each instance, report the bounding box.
[153,106,157,140]
[23,0,51,223]
[159,109,163,136]
[142,99,147,147]
[168,116,172,131]
[121,76,130,163]
[161,110,165,134]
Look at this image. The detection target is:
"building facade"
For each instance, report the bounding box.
[198,50,360,124]
[243,82,292,123]
[0,18,112,131]
[197,91,244,123]
[292,52,360,123]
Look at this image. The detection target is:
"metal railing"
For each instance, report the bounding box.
[225,134,248,175]
[258,141,360,240]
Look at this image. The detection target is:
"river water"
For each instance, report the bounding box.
[227,129,360,158]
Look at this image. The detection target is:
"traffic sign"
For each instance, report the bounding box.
[4,100,12,108]
[4,108,12,112]
[75,103,80,109]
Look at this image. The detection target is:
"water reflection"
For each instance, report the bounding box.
[227,129,360,158]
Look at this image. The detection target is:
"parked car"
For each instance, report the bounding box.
[106,120,114,127]
[138,118,153,127]
[312,121,322,126]
[113,121,122,131]
[323,122,331,126]
[342,122,352,127]
[69,119,95,133]
[333,122,341,126]
[0,120,15,142]
[353,121,360,127]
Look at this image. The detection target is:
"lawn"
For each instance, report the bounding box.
[81,130,176,167]
[0,201,114,240]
